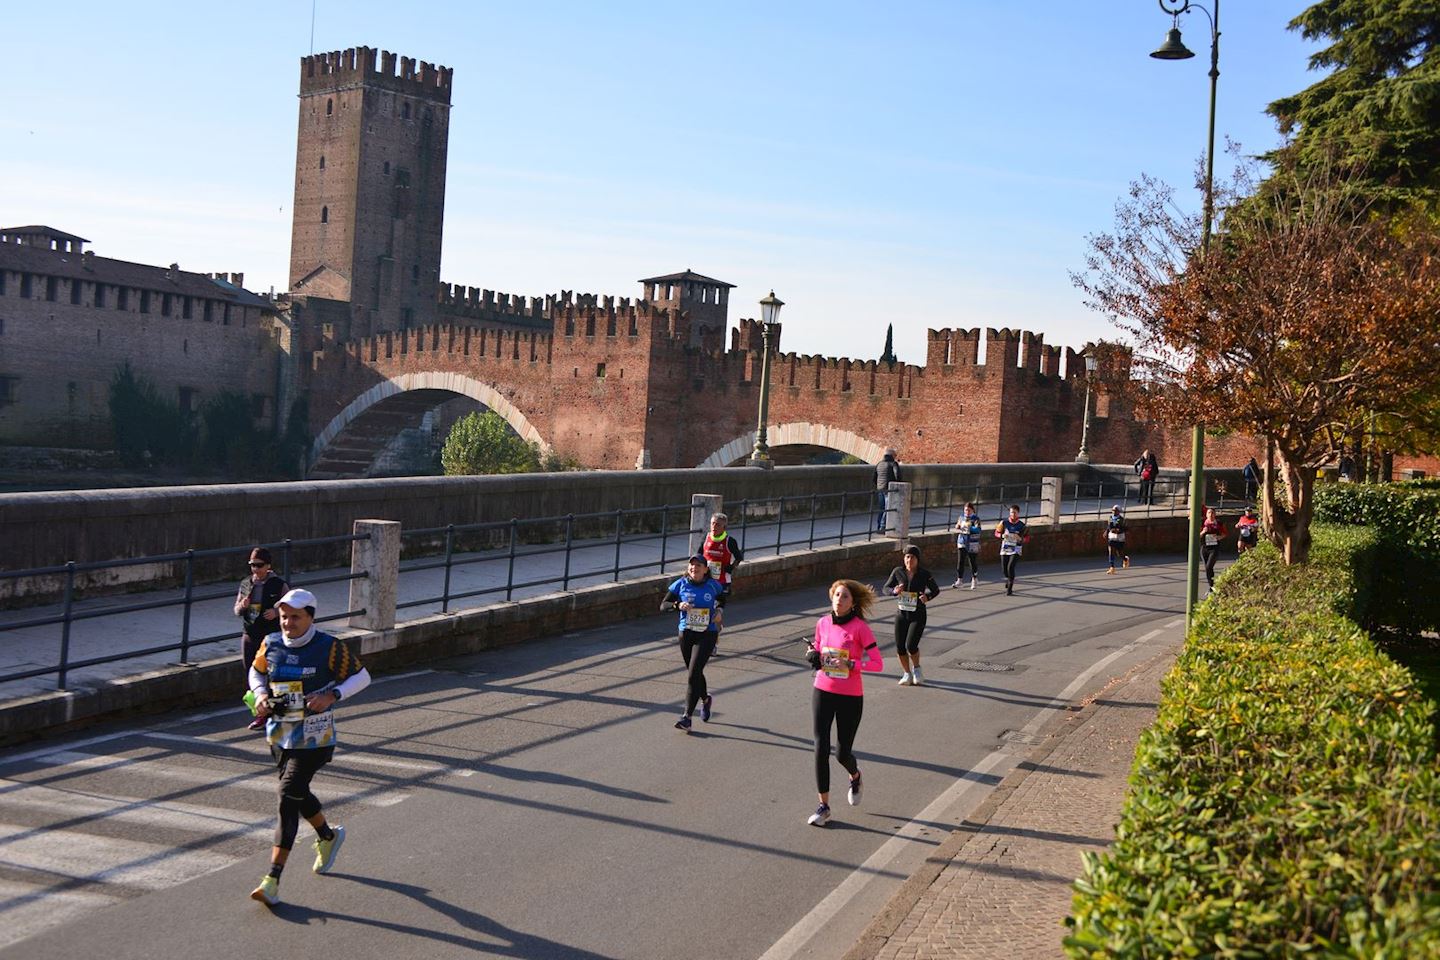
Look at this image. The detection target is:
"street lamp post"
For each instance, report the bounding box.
[1151,0,1219,634]
[1075,353,1099,464]
[748,291,785,469]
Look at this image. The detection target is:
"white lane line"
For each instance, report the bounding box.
[139,732,476,777]
[0,669,436,769]
[22,751,409,807]
[759,619,1181,960]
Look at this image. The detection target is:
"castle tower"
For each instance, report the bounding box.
[288,47,453,334]
[640,270,734,351]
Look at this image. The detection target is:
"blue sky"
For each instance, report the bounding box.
[2,1,1320,364]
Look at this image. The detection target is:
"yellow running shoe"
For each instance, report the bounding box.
[250,875,279,906]
[313,825,345,874]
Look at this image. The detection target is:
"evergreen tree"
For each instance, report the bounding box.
[440,411,542,475]
[1265,1,1440,214]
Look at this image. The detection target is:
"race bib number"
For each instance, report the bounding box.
[1204,534,1219,546]
[1003,531,1021,545]
[269,680,305,719]
[685,607,711,629]
[707,561,722,580]
[1240,528,1256,540]
[819,646,852,680]
[897,591,919,612]
[302,711,334,746]
[1108,531,1125,542]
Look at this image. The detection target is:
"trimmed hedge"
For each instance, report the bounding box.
[1065,526,1440,958]
[1314,482,1440,636]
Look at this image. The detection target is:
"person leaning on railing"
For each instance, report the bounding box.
[234,547,289,731]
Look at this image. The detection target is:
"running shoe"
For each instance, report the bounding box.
[1006,583,1014,596]
[313,825,345,874]
[247,716,265,731]
[674,715,692,732]
[898,672,914,686]
[847,773,862,807]
[700,695,713,722]
[250,875,280,906]
[970,577,978,590]
[951,578,963,588]
[1123,556,1131,569]
[807,803,831,827]
[1106,567,1116,575]
[912,665,924,686]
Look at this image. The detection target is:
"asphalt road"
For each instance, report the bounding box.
[0,553,1198,959]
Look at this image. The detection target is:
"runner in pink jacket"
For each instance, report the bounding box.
[805,578,884,826]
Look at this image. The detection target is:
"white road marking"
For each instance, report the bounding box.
[759,619,1180,960]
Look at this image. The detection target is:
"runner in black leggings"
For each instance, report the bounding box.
[994,505,1030,596]
[884,546,940,686]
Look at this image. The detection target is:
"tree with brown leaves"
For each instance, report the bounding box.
[1075,160,1440,563]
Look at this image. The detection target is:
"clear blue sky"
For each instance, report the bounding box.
[2,1,1320,364]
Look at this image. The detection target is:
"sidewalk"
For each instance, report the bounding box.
[846,639,1180,960]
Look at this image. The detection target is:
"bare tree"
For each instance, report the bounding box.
[1075,158,1440,563]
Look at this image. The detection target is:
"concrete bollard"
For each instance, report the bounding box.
[349,519,400,631]
[885,482,911,539]
[690,494,723,557]
[1040,477,1062,524]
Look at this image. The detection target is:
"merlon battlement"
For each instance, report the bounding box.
[925,326,1096,379]
[300,46,453,102]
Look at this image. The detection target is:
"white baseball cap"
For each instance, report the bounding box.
[277,588,318,611]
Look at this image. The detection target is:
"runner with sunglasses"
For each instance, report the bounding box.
[234,547,288,730]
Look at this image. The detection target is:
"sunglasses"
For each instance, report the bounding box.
[248,561,269,568]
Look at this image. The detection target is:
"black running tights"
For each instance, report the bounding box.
[812,688,863,794]
[957,549,979,579]
[680,630,716,715]
[1002,553,1020,587]
[273,746,332,848]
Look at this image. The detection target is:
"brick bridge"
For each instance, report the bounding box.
[299,288,1252,477]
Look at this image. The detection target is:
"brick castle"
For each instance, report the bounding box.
[3,45,1409,478]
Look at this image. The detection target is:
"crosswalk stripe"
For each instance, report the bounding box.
[0,881,118,950]
[18,751,408,807]
[0,781,272,842]
[0,822,235,889]
[140,731,477,777]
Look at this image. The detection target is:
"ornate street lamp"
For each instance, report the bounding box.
[748,291,785,468]
[1075,353,1099,464]
[1151,0,1219,631]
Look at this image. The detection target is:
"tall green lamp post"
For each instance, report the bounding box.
[1151,0,1219,633]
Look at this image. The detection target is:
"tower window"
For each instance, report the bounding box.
[94,283,106,308]
[70,279,82,305]
[326,98,333,116]
[596,363,607,379]
[321,206,328,223]
[117,287,129,310]
[46,276,58,302]
[319,155,325,169]
[140,290,150,314]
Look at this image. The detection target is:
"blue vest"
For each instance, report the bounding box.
[259,631,358,750]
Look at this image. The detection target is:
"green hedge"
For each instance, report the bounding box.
[1065,526,1440,958]
[1314,482,1440,636]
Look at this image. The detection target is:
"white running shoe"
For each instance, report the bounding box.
[847,773,862,806]
[970,577,978,590]
[912,666,924,686]
[808,804,831,827]
[898,672,914,686]
[951,578,963,588]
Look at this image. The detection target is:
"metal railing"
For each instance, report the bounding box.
[0,533,370,690]
[1,474,1210,694]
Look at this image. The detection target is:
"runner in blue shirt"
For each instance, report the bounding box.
[952,502,984,589]
[661,555,725,731]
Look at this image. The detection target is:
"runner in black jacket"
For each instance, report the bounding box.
[883,546,940,686]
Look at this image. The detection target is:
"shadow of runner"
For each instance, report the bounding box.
[271,874,622,959]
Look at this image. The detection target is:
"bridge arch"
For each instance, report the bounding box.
[696,422,885,468]
[309,371,549,470]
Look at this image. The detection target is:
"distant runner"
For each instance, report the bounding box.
[885,546,941,686]
[248,589,370,907]
[952,502,983,589]
[1235,506,1260,555]
[700,512,743,654]
[804,579,883,826]
[994,505,1030,596]
[1104,505,1130,575]
[1199,507,1229,589]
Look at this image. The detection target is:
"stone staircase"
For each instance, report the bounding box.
[307,389,449,479]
